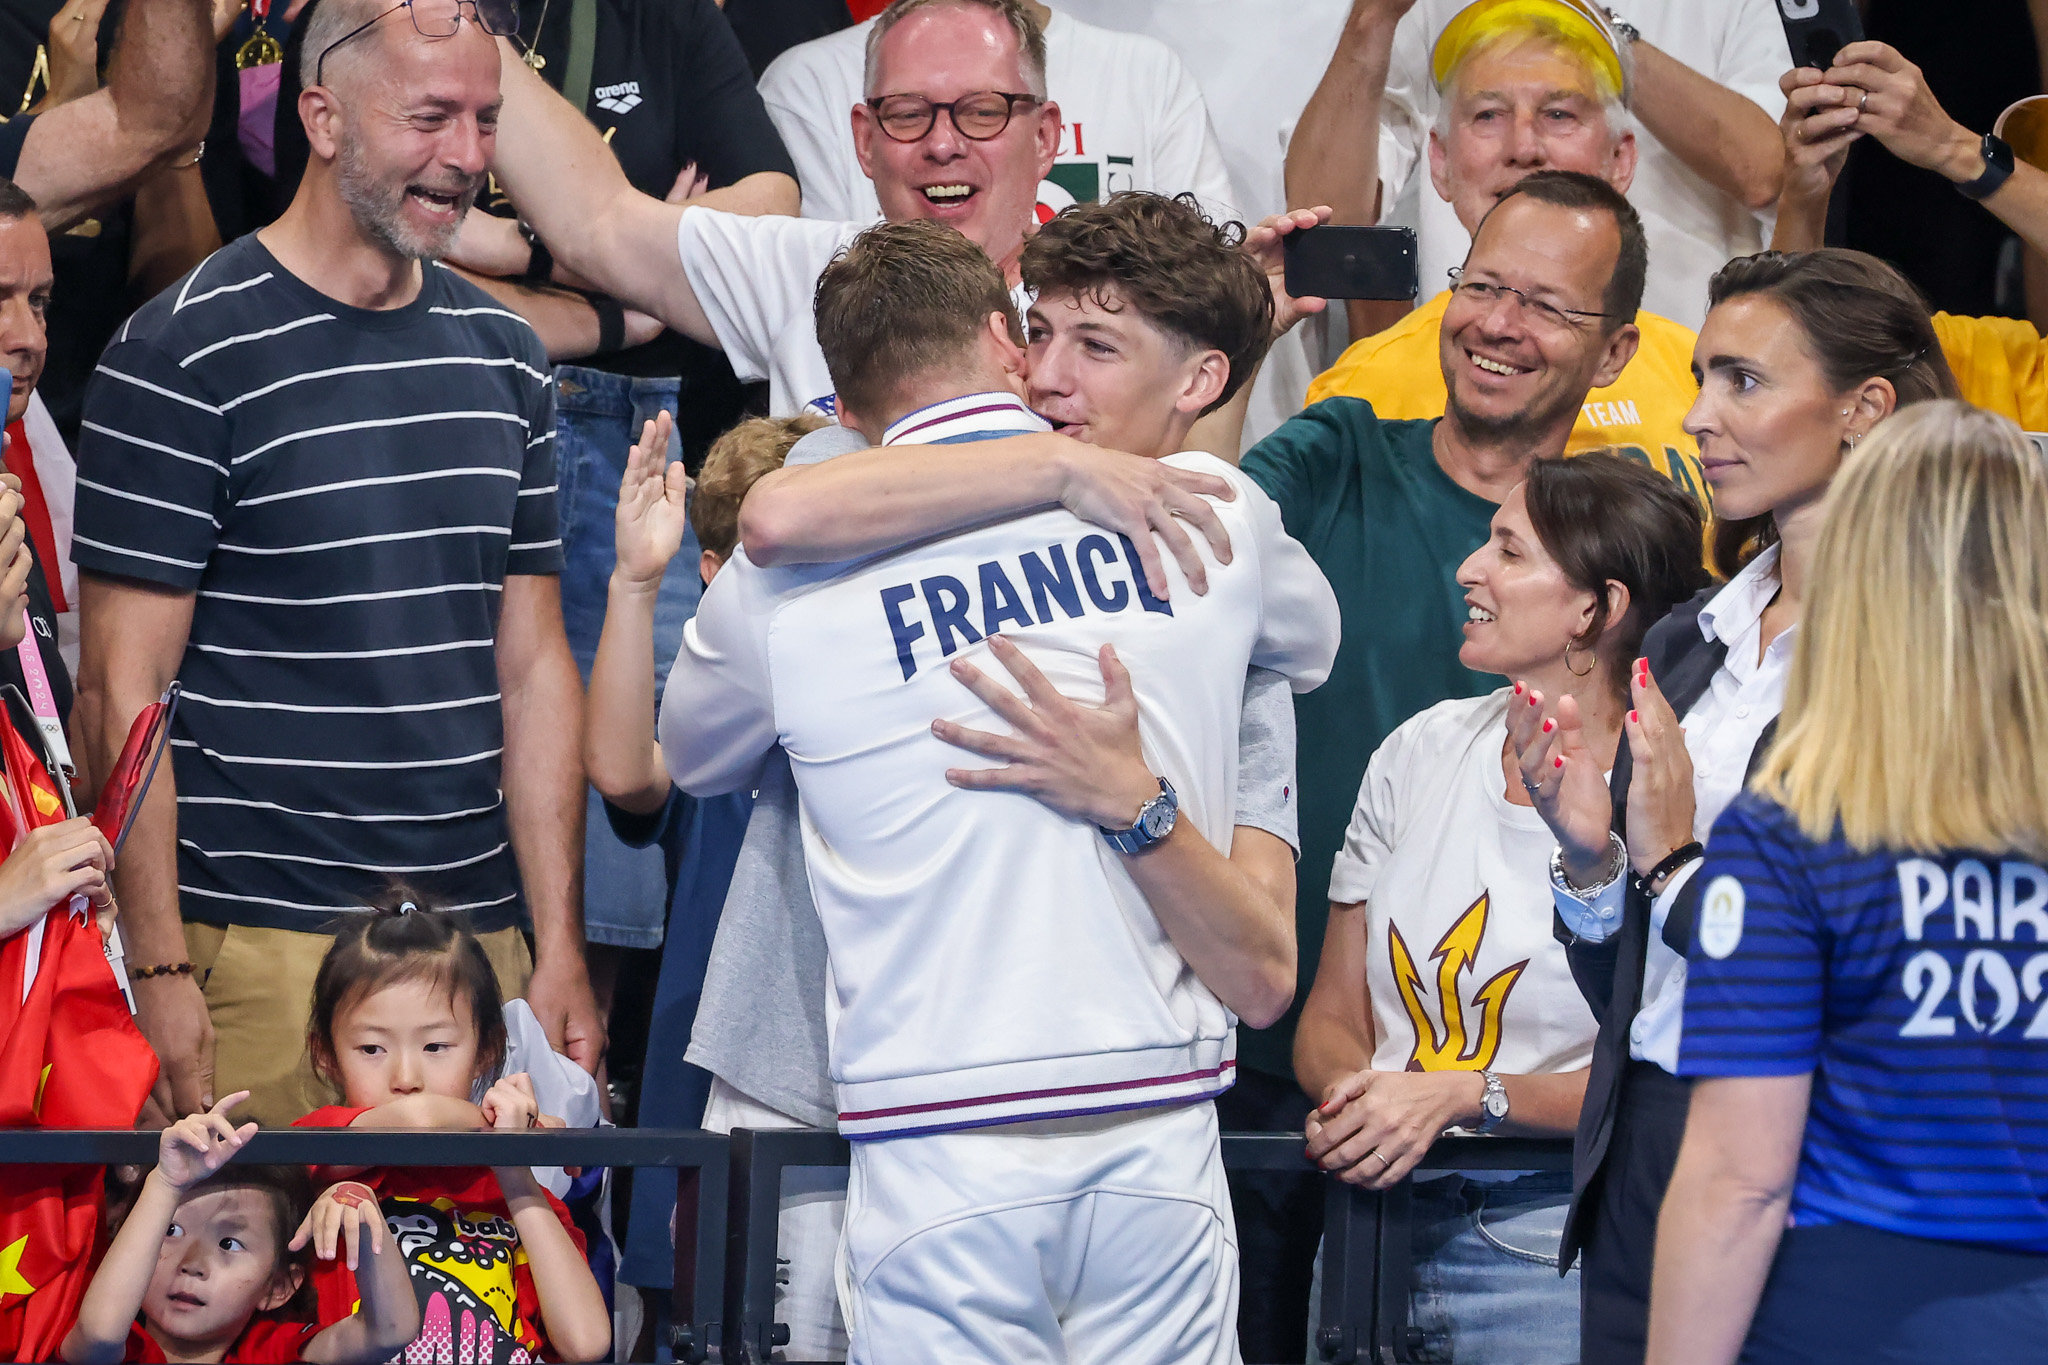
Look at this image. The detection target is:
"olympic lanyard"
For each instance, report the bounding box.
[13,610,135,1012]
[14,607,71,789]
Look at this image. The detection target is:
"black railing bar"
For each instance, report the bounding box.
[0,1127,728,1165]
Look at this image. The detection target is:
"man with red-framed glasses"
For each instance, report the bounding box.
[72,0,601,1128]
[489,0,1068,421]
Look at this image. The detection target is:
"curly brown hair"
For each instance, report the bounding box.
[1019,192,1274,415]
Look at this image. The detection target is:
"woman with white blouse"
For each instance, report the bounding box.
[1511,249,1960,1365]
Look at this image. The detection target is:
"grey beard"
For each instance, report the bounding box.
[336,135,477,263]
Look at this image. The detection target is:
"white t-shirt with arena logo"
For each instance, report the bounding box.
[757,9,1242,226]
[658,392,1339,1138]
[1330,690,1596,1079]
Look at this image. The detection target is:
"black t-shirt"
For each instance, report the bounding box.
[486,0,795,456]
[721,0,853,81]
[0,0,61,121]
[0,0,142,449]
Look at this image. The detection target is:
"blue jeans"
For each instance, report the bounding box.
[554,366,704,949]
[1309,1171,1580,1364]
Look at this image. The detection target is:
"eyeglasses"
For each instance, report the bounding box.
[865,91,1042,143]
[1447,268,1621,332]
[315,0,519,87]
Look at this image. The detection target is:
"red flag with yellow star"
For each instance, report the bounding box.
[0,710,157,1362]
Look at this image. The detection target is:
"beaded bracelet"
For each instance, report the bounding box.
[130,961,197,980]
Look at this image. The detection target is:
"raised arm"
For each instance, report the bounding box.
[1823,41,2048,258]
[63,1096,257,1364]
[496,573,603,1074]
[75,574,206,1123]
[584,414,686,815]
[1285,0,1419,221]
[487,40,714,343]
[739,432,1234,599]
[1625,38,1785,212]
[13,0,212,232]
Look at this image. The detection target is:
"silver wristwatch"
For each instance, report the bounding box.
[1475,1070,1510,1134]
[1601,6,1641,46]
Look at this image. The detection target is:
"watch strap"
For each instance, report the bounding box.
[1957,133,2016,201]
[589,294,626,353]
[1100,778,1174,855]
[519,223,554,286]
[1474,1070,1508,1134]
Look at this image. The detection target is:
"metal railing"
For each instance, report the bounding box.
[0,1127,729,1365]
[724,1127,1573,1365]
[0,1124,1572,1364]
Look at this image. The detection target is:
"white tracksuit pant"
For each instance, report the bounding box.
[838,1099,1241,1364]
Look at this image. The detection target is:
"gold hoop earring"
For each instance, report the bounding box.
[1564,640,1596,677]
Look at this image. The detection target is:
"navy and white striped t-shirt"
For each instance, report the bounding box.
[73,235,562,933]
[1679,792,2048,1251]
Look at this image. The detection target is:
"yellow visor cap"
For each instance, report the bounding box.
[1432,0,1626,103]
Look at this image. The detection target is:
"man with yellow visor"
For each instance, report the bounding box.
[1290,0,1785,490]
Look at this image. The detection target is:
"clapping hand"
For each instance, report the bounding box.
[1619,658,1696,879]
[1505,682,1617,885]
[613,410,689,591]
[290,1181,384,1271]
[155,1092,255,1191]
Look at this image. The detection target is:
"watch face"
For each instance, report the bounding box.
[1140,799,1174,839]
[1484,1089,1510,1119]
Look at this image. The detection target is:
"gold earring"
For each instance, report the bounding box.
[1564,639,1596,677]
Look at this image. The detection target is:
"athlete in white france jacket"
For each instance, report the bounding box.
[659,219,1339,1361]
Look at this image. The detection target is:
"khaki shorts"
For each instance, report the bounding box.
[184,921,533,1128]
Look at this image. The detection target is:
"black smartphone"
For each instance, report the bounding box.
[1283,225,1419,301]
[1776,0,1864,71]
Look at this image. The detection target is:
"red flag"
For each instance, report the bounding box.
[0,711,158,1363]
[91,686,178,856]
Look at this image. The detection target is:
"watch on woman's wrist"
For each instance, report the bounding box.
[1474,1070,1509,1134]
[1956,132,2016,201]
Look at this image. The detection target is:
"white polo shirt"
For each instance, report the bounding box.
[674,207,1034,419]
[659,391,1340,1138]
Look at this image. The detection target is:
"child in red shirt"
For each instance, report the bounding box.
[61,1095,418,1363]
[294,898,609,1364]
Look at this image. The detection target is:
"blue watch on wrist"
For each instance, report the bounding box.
[1100,777,1178,854]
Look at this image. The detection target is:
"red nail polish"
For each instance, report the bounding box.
[1554,756,1565,769]
[1512,682,1523,695]
[1541,719,1554,734]
[1629,709,1640,723]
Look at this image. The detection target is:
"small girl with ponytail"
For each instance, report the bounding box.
[292,893,609,1363]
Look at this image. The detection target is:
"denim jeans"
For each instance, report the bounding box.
[554,366,705,949]
[1308,1171,1580,1364]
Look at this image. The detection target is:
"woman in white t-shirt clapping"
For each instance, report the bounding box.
[1295,451,1709,1364]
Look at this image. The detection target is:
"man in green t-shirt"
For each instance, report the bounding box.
[1222,170,1656,1294]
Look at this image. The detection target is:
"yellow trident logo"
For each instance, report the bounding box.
[1387,893,1528,1071]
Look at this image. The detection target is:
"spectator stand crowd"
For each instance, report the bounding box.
[0,0,2043,1363]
